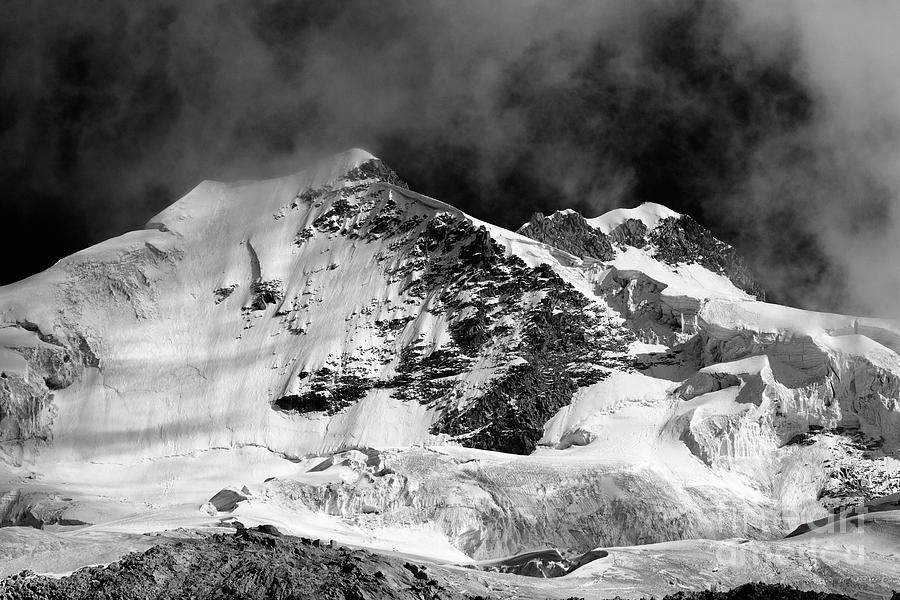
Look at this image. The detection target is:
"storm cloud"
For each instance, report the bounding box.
[1,0,898,316]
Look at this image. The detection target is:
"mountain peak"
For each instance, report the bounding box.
[144,148,396,234]
[517,202,763,299]
[586,202,681,234]
[282,147,387,192]
[316,147,380,179]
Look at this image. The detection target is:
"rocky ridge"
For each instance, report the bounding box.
[0,526,871,600]
[225,156,635,455]
[0,526,472,600]
[518,208,765,299]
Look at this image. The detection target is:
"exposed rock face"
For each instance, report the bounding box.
[430,263,633,454]
[650,215,765,299]
[205,488,249,513]
[607,218,649,246]
[0,527,473,600]
[651,583,857,600]
[517,211,614,260]
[257,161,635,454]
[518,209,765,300]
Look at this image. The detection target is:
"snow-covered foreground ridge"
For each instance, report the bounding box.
[1,149,899,595]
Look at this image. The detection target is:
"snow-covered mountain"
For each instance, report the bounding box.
[1,150,899,598]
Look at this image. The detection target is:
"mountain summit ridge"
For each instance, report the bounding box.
[518,201,765,299]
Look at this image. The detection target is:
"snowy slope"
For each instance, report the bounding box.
[1,151,434,466]
[0,149,899,595]
[585,201,681,233]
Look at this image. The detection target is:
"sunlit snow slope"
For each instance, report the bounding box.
[1,149,899,597]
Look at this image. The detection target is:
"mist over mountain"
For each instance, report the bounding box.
[2,0,900,316]
[3,3,900,597]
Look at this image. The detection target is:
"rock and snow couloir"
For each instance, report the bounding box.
[0,149,899,597]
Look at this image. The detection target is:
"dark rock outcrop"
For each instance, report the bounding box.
[650,216,765,299]
[517,211,614,260]
[274,370,371,415]
[517,209,765,300]
[248,279,284,311]
[207,489,248,513]
[0,527,469,600]
[608,218,649,247]
[650,582,857,600]
[346,158,409,190]
[271,173,635,453]
[431,264,633,454]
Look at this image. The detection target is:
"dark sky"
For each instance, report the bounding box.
[2,1,899,316]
